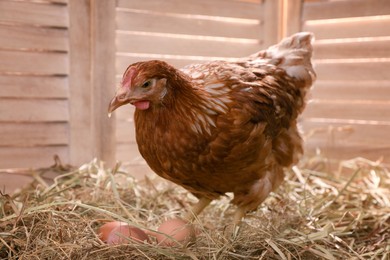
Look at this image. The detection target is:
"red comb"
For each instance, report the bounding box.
[123,67,138,89]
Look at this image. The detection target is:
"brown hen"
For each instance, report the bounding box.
[108,32,316,223]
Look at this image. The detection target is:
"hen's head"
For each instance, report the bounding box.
[108,60,179,113]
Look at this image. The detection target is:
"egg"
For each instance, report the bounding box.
[98,221,127,242]
[107,224,150,245]
[153,218,195,246]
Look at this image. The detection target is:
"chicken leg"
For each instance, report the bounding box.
[232,206,248,238]
[233,206,247,224]
[183,197,212,222]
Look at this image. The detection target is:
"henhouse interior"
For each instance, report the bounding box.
[1,0,389,259]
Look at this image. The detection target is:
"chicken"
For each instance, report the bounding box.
[108,32,316,224]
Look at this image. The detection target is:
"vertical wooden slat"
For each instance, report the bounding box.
[262,0,283,47]
[68,0,116,165]
[91,0,116,165]
[68,0,93,165]
[285,0,303,36]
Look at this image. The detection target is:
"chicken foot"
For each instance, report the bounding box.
[183,197,212,222]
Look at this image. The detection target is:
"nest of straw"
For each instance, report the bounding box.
[1,156,389,260]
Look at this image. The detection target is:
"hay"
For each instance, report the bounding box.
[1,156,389,259]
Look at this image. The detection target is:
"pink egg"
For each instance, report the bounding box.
[153,218,195,246]
[107,224,150,245]
[98,221,127,242]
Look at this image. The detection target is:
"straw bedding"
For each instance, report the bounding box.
[1,156,389,259]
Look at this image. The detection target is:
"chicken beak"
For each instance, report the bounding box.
[108,93,130,117]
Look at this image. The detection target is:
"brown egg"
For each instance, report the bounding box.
[98,221,127,242]
[107,224,150,245]
[154,218,195,246]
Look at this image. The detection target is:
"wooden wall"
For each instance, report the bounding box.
[0,0,70,168]
[0,0,389,179]
[301,0,390,165]
[0,0,115,169]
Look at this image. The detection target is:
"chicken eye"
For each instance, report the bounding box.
[142,80,151,88]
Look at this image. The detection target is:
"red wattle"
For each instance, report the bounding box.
[133,101,150,110]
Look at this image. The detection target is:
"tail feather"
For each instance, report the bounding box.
[250,32,316,89]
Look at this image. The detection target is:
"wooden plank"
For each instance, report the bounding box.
[302,101,390,122]
[311,81,390,101]
[116,0,262,19]
[303,0,390,20]
[0,99,69,122]
[68,0,93,165]
[90,0,116,165]
[0,146,69,168]
[68,0,116,165]
[116,33,262,58]
[303,17,390,40]
[0,75,68,98]
[301,120,390,147]
[315,62,390,81]
[0,173,34,194]
[0,0,68,27]
[0,24,68,51]
[116,119,136,143]
[0,161,64,193]
[0,50,68,75]
[284,0,302,36]
[116,142,155,179]
[120,164,154,180]
[116,11,261,39]
[305,141,390,165]
[314,39,390,59]
[261,0,282,47]
[0,122,68,146]
[116,55,209,75]
[116,143,147,165]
